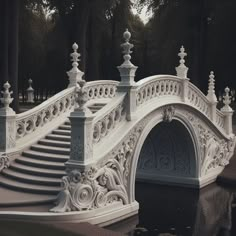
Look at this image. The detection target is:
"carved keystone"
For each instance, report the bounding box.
[162,106,175,122]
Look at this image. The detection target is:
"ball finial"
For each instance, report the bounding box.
[72,42,78,51]
[123,28,131,42]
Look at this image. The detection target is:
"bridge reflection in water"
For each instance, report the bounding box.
[107,182,236,236]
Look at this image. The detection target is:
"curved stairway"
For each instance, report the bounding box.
[0,103,105,208]
[0,121,72,207]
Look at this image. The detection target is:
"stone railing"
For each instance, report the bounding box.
[92,93,126,144]
[187,83,210,119]
[16,87,75,140]
[85,80,118,101]
[136,75,182,106]
[15,80,119,143]
[216,110,225,129]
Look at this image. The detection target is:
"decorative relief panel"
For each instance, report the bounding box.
[137,119,191,176]
[51,120,146,213]
[7,120,16,149]
[137,137,156,170]
[184,110,236,175]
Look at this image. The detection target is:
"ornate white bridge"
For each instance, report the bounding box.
[0,29,235,225]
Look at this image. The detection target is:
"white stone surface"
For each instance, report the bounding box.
[0,38,235,226]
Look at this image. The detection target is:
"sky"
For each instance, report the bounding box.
[131,5,153,24]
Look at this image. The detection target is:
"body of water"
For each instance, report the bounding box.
[107,182,236,236]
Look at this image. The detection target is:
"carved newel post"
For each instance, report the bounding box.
[0,82,16,152]
[66,58,94,170]
[207,71,217,122]
[221,87,234,135]
[117,29,138,121]
[67,43,84,88]
[175,46,189,102]
[27,78,34,103]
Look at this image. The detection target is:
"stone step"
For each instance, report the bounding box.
[16,156,65,170]
[2,169,61,187]
[58,124,71,130]
[22,150,69,162]
[46,134,71,142]
[38,139,70,148]
[0,176,61,195]
[9,162,66,178]
[64,120,71,125]
[31,144,70,155]
[0,186,56,207]
[52,129,71,136]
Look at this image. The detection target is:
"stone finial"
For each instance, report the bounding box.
[120,29,134,67]
[175,45,189,78]
[27,78,34,103]
[221,87,233,112]
[0,81,14,111]
[28,78,33,88]
[74,79,91,114]
[207,71,217,103]
[117,29,138,86]
[67,43,84,88]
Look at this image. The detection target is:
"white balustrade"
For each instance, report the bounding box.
[216,110,225,129]
[16,87,75,140]
[136,75,182,106]
[85,81,118,100]
[187,83,210,118]
[93,98,126,144]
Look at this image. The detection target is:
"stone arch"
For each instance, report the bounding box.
[128,108,201,202]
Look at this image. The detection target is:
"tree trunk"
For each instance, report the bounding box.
[8,0,19,112]
[0,0,9,85]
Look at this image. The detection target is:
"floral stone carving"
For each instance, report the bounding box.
[198,124,235,175]
[184,110,236,175]
[50,160,128,213]
[50,119,145,213]
[0,153,10,172]
[162,105,175,122]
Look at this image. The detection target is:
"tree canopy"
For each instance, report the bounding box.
[1,0,236,109]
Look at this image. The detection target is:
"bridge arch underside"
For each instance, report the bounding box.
[136,120,197,186]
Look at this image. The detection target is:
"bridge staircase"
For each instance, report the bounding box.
[0,105,103,208]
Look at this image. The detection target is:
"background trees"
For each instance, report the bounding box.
[1,0,236,111]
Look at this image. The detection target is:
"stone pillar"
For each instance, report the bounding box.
[66,79,94,171]
[221,87,234,135]
[27,78,34,103]
[0,81,16,152]
[117,29,138,121]
[67,43,84,88]
[175,46,189,102]
[206,71,217,122]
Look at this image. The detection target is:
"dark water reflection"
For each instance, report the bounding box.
[107,182,236,236]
